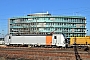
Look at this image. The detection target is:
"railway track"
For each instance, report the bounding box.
[0,47,82,50]
[0,47,90,60]
[0,47,89,53]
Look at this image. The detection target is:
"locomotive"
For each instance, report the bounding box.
[4,34,68,47]
[4,33,90,48]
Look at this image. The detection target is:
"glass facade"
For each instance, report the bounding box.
[9,13,86,39]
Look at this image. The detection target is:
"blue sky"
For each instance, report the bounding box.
[0,0,90,37]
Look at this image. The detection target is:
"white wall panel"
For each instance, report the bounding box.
[10,36,46,45]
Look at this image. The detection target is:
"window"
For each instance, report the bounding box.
[58,23,59,25]
[54,36,57,39]
[9,36,11,39]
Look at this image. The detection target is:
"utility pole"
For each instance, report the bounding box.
[74,36,82,60]
[74,36,76,44]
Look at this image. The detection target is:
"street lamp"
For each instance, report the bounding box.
[87,30,88,36]
[0,33,1,38]
[2,30,4,41]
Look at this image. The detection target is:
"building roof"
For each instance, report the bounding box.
[10,12,86,19]
[10,15,86,19]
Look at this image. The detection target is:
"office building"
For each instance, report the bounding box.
[8,12,86,39]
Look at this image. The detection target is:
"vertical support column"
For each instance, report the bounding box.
[36,19,37,34]
[8,19,10,34]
